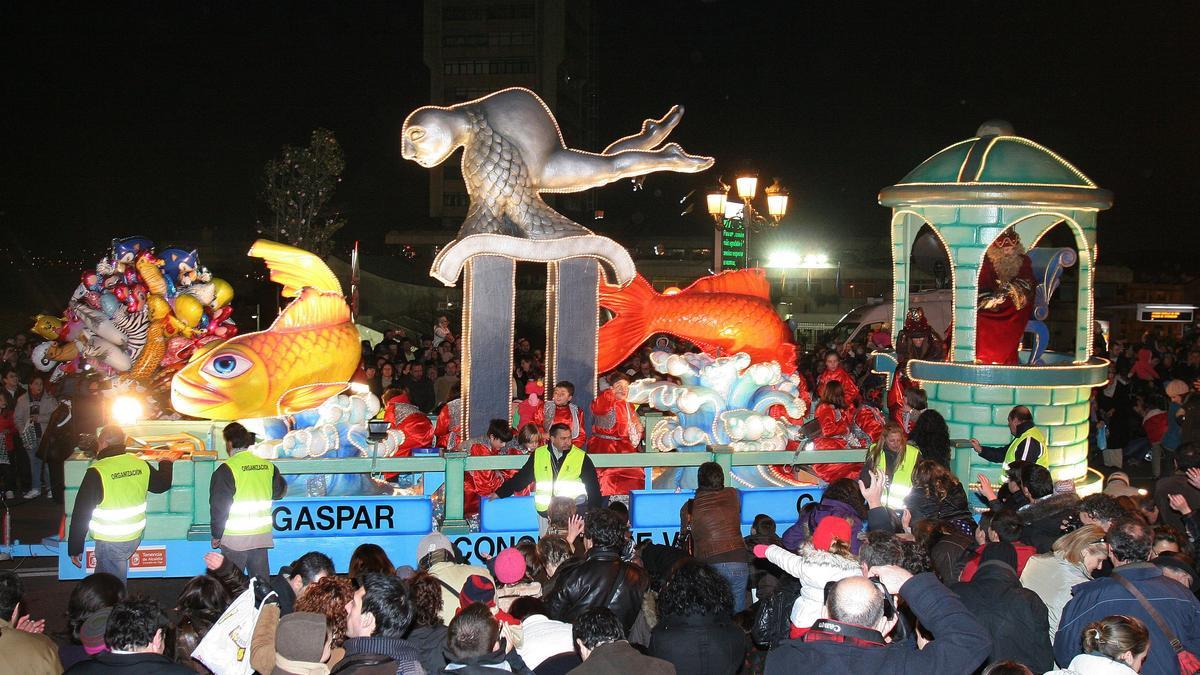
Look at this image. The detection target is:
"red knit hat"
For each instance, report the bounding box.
[812,516,852,551]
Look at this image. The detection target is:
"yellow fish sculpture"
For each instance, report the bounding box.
[171,240,360,420]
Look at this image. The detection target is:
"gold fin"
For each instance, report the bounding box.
[273,288,350,331]
[249,239,342,297]
[277,383,348,415]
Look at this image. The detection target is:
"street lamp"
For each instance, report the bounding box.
[707,181,730,271]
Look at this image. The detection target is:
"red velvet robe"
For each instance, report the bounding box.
[975,254,1035,365]
[588,388,645,495]
[533,401,587,450]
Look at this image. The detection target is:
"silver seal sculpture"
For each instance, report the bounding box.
[402,87,713,285]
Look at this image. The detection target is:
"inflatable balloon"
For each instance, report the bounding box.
[32,235,238,392]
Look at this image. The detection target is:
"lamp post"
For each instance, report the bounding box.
[707,176,788,271]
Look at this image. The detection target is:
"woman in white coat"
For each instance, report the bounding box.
[752,516,861,639]
[1020,524,1107,639]
[1046,614,1150,674]
[13,375,56,499]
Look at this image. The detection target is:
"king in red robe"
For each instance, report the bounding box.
[976,230,1036,365]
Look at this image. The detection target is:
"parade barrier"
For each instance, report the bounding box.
[51,417,979,578]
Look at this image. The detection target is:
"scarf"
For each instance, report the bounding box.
[274,654,330,675]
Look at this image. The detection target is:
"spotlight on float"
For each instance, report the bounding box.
[348,381,370,395]
[111,396,144,426]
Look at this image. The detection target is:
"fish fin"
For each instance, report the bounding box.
[249,239,342,297]
[273,288,351,331]
[684,269,770,299]
[277,383,348,415]
[598,274,657,372]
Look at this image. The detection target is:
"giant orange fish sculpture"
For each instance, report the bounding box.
[171,240,360,420]
[598,269,797,374]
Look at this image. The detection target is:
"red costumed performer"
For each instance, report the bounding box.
[513,380,544,432]
[533,380,587,450]
[817,351,860,404]
[975,229,1036,365]
[588,373,645,495]
[887,307,945,431]
[462,419,516,517]
[434,385,463,451]
[810,380,870,483]
[383,398,434,457]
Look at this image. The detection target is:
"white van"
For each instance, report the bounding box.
[825,289,952,350]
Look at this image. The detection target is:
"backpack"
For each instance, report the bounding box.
[751,573,803,648]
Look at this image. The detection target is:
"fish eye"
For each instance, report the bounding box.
[202,352,252,379]
[408,127,426,142]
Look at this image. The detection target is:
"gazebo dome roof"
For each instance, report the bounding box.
[879,121,1113,210]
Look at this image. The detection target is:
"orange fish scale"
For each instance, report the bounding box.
[653,295,785,351]
[248,324,360,392]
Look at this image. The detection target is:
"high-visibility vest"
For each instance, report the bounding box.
[224,451,276,537]
[533,445,587,513]
[881,443,921,510]
[89,453,150,542]
[1004,427,1049,467]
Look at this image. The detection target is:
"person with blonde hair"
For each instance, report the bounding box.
[1047,614,1150,674]
[1021,524,1108,638]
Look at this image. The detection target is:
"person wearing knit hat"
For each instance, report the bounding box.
[810,515,854,552]
[458,574,497,610]
[1104,471,1142,498]
[419,533,493,627]
[493,546,543,613]
[271,612,331,675]
[79,607,112,656]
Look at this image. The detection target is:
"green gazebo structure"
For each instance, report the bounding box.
[879,121,1112,487]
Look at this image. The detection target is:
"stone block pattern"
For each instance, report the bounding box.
[924,382,1092,486]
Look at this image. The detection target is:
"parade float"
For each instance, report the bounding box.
[53,95,1105,578]
[876,121,1111,491]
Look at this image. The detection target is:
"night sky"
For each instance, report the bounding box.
[3,2,1198,260]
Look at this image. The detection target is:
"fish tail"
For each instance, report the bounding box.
[249,239,342,297]
[598,274,657,372]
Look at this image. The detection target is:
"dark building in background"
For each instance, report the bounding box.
[421,0,597,228]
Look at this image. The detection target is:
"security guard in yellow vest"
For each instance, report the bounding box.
[68,425,174,582]
[863,422,921,510]
[490,422,602,534]
[210,423,285,579]
[970,405,1049,467]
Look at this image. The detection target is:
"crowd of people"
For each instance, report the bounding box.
[10,315,1200,674]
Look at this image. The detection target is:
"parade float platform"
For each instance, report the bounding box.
[50,417,984,580]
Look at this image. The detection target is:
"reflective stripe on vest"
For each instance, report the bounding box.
[533,445,586,511]
[89,454,150,542]
[224,451,276,536]
[1004,427,1049,467]
[884,444,921,510]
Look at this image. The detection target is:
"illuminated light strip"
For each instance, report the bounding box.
[547,261,557,389]
[460,259,473,440]
[1012,211,1096,362]
[430,234,635,287]
[971,136,1003,182]
[890,210,957,357]
[905,360,1111,390]
[593,267,601,398]
[895,181,1103,190]
[915,138,978,181]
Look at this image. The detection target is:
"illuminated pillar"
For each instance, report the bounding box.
[461,256,515,440]
[546,258,600,422]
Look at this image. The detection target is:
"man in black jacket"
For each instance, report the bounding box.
[209,422,286,579]
[65,598,192,673]
[949,541,1053,672]
[764,565,990,674]
[67,425,173,582]
[544,507,648,631]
